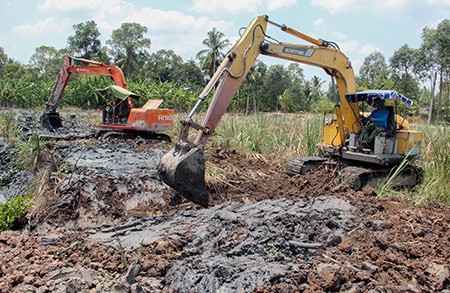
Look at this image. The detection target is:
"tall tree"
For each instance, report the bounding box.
[0,47,7,77]
[389,44,420,99]
[414,26,439,124]
[107,23,151,79]
[0,48,30,80]
[29,46,66,80]
[247,60,267,112]
[0,47,6,65]
[146,49,183,82]
[67,20,104,60]
[196,28,230,78]
[263,65,291,111]
[358,51,389,89]
[172,60,205,86]
[284,63,307,112]
[434,19,450,121]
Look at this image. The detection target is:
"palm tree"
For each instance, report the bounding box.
[196,28,230,78]
[311,75,325,100]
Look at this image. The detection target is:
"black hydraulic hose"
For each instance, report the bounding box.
[225,24,267,79]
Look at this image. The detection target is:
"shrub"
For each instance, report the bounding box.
[0,195,33,231]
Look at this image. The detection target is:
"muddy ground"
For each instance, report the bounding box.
[0,110,449,292]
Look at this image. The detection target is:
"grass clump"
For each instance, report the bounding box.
[0,111,19,143]
[415,124,450,204]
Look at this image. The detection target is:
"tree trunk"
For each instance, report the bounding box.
[245,83,250,115]
[436,67,443,122]
[427,72,437,125]
[445,82,449,121]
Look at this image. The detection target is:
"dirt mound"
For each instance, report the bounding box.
[1,110,449,292]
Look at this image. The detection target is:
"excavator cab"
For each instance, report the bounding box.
[99,85,139,124]
[343,90,421,164]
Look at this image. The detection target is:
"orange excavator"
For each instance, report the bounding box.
[158,15,423,207]
[41,56,174,134]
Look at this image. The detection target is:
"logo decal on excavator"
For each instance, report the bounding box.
[74,68,90,73]
[158,115,174,121]
[283,47,315,57]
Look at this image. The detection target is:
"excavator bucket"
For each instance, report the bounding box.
[157,142,209,207]
[41,112,63,129]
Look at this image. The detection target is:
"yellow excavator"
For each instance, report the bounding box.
[158,15,423,207]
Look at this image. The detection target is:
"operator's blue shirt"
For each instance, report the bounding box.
[362,108,389,129]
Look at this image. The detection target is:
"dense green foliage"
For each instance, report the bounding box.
[0,18,447,119]
[0,77,203,112]
[0,195,33,231]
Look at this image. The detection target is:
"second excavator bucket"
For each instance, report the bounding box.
[41,112,63,129]
[157,142,209,207]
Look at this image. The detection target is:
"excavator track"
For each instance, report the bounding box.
[286,156,331,175]
[286,156,422,191]
[339,164,422,190]
[95,129,171,142]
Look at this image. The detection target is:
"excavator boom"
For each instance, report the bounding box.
[42,56,130,129]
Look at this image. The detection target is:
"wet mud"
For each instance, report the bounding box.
[0,109,449,292]
[0,137,34,202]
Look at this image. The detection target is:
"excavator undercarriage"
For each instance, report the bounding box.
[286,156,422,191]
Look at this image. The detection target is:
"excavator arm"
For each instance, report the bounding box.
[158,15,361,206]
[42,56,130,128]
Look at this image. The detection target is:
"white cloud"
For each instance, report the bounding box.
[313,18,325,27]
[38,0,133,14]
[120,8,234,60]
[190,0,297,13]
[190,0,263,13]
[358,44,380,56]
[428,0,450,5]
[267,0,297,11]
[124,8,232,33]
[310,0,413,14]
[382,0,408,10]
[310,0,360,14]
[311,18,349,45]
[12,17,68,36]
[338,39,359,55]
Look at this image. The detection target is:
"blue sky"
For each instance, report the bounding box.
[1,0,449,80]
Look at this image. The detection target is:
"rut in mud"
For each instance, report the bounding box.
[0,110,449,292]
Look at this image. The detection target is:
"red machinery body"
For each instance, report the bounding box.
[42,56,173,133]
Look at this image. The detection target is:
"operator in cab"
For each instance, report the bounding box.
[360,97,388,149]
